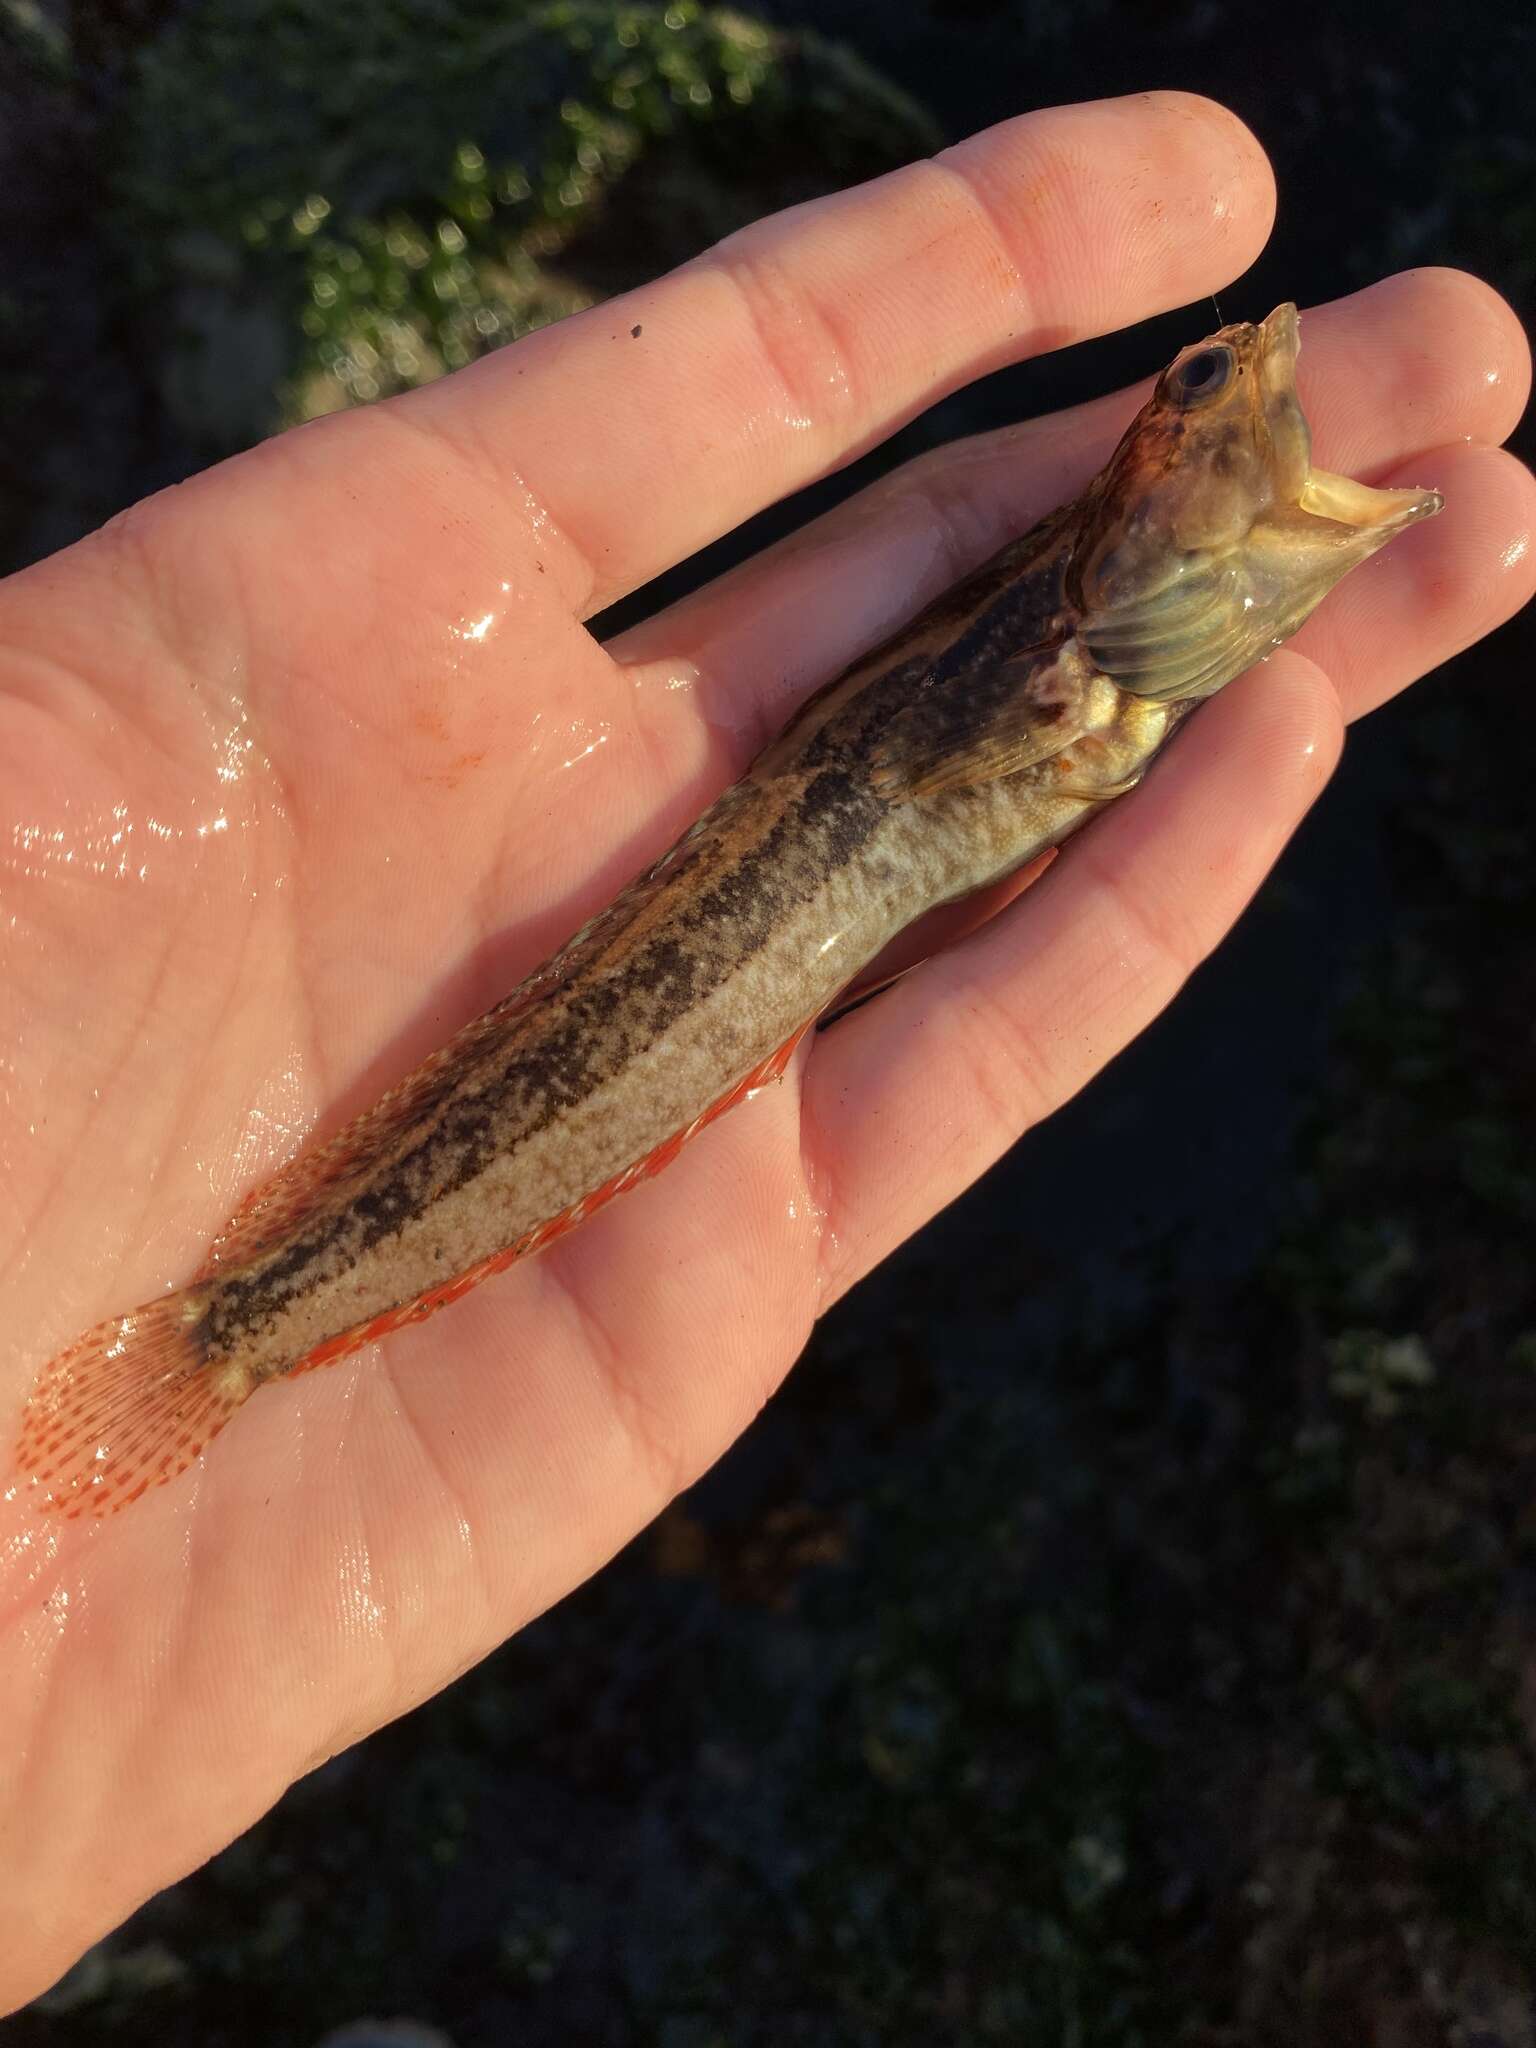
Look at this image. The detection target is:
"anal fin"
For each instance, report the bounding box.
[195,978,567,1282]
[1051,768,1145,802]
[277,1020,817,1380]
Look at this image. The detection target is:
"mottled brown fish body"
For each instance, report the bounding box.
[199,578,1169,1386]
[15,303,1442,1517]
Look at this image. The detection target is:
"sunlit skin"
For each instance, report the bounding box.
[10,302,1442,1523]
[0,93,1532,2007]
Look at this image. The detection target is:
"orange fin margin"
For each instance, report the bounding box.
[278,1018,816,1380]
[15,1294,250,1519]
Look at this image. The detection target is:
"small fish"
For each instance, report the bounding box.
[14,304,1441,1518]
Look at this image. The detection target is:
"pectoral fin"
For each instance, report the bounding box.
[870,645,1093,802]
[1051,766,1145,803]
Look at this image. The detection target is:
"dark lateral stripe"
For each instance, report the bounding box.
[202,518,1080,1355]
[202,763,883,1348]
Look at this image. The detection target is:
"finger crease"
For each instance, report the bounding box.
[708,245,863,449]
[920,155,1037,336]
[540,1246,692,1507]
[950,974,1059,1147]
[373,401,601,616]
[1074,831,1203,996]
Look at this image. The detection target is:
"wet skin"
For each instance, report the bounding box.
[0,93,1532,2010]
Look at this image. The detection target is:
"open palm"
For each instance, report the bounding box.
[2,93,1532,2009]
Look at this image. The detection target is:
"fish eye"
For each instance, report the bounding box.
[1167,346,1234,405]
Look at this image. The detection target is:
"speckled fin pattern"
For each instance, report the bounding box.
[194,976,568,1282]
[15,1298,240,1520]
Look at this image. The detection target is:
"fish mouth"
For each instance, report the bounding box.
[1259,301,1443,537]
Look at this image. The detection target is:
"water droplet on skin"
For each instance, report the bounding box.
[6,686,278,909]
[793,1134,838,1275]
[452,611,499,644]
[0,1508,72,1649]
[558,720,611,771]
[335,1534,388,1642]
[626,660,700,700]
[219,1055,315,1206]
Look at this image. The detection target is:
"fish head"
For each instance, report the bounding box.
[1072,303,1442,702]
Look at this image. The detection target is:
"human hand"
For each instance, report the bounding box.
[2,91,1531,2009]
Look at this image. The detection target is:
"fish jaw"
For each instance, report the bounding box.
[1255,300,1310,504]
[1297,466,1444,534]
[1242,463,1444,654]
[1257,297,1443,610]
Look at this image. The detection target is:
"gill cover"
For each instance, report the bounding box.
[1074,304,1441,703]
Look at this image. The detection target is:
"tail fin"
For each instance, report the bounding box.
[14,1296,250,1519]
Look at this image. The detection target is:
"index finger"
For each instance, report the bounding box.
[401,92,1275,616]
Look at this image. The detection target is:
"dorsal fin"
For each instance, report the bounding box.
[195,800,748,1280]
[194,980,552,1279]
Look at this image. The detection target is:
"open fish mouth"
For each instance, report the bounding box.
[1260,301,1443,535]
